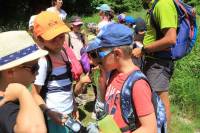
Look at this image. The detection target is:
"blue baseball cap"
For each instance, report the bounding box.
[86,38,102,52]
[125,16,135,25]
[99,23,133,48]
[96,4,111,11]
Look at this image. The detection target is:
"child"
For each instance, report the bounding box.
[32,11,80,133]
[94,24,157,132]
[0,31,48,133]
[66,16,85,60]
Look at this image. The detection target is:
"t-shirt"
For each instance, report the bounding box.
[67,32,84,60]
[46,7,67,20]
[34,52,74,115]
[143,0,178,46]
[0,97,18,133]
[105,67,154,132]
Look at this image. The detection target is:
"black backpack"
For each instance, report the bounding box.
[39,48,72,100]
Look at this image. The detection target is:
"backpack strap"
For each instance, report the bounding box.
[148,0,163,40]
[61,47,73,81]
[67,33,73,49]
[120,70,150,132]
[40,55,52,100]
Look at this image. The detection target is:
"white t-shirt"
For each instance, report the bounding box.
[47,7,67,20]
[34,57,73,115]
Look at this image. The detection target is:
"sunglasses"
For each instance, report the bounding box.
[88,51,98,59]
[19,63,39,74]
[97,49,113,59]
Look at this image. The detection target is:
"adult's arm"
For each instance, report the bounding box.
[132,28,176,58]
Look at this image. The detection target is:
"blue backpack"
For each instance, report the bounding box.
[149,0,198,60]
[120,70,167,133]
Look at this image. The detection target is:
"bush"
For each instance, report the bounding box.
[170,18,200,118]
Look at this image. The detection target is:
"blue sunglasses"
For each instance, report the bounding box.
[97,49,113,59]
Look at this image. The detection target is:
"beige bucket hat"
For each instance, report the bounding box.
[0,31,48,71]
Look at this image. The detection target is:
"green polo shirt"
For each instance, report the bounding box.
[143,0,178,46]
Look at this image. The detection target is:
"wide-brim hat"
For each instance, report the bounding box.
[0,31,48,71]
[34,11,70,41]
[70,16,84,26]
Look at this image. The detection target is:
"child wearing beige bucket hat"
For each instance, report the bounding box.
[0,31,48,133]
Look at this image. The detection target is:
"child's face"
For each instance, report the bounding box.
[56,0,63,8]
[43,33,65,53]
[97,48,116,72]
[88,51,100,66]
[72,24,82,33]
[12,60,39,87]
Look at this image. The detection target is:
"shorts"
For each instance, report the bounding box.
[143,57,174,92]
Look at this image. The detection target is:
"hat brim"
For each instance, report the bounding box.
[41,25,70,41]
[0,49,48,71]
[72,22,83,26]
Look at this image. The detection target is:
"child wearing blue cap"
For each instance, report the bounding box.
[94,23,157,132]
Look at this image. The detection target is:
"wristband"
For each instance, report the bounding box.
[43,108,50,115]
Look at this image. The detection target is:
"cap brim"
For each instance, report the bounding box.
[41,25,70,41]
[72,22,83,26]
[96,7,101,10]
[0,49,48,71]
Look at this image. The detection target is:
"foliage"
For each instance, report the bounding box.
[170,15,200,118]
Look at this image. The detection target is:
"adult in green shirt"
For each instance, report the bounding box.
[133,0,178,127]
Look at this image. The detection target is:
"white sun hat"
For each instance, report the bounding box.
[0,31,48,71]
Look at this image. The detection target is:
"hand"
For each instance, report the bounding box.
[0,83,27,107]
[47,110,67,125]
[72,108,79,120]
[132,47,143,58]
[80,73,91,84]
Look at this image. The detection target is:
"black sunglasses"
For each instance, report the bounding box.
[20,63,39,74]
[88,51,98,59]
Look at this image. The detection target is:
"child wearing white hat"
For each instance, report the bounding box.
[0,31,48,133]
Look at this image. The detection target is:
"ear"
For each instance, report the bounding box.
[113,48,122,59]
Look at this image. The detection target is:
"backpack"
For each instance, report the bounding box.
[40,48,72,100]
[63,42,83,80]
[120,70,167,133]
[67,32,91,74]
[80,47,91,73]
[149,0,198,60]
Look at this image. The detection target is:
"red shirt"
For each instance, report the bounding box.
[105,67,154,132]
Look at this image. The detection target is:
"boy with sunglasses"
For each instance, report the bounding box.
[0,31,48,133]
[95,24,157,132]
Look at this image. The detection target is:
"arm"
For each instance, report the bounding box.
[144,28,176,53]
[32,84,66,125]
[74,73,91,95]
[0,83,46,133]
[133,113,157,133]
[132,80,157,133]
[132,28,176,58]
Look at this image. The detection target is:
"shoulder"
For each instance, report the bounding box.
[46,7,54,11]
[0,102,19,133]
[154,0,177,13]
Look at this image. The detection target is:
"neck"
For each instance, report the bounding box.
[54,5,60,11]
[117,58,137,73]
